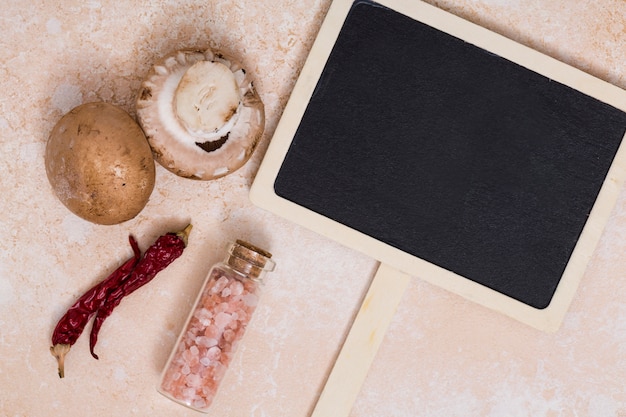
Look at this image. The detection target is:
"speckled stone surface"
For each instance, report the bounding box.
[1,0,625,416]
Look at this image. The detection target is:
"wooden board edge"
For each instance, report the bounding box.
[249,0,626,332]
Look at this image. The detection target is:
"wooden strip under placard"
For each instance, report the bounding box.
[310,263,410,417]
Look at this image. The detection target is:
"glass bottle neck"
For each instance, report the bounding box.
[224,240,275,281]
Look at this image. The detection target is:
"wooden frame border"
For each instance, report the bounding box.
[250,0,626,332]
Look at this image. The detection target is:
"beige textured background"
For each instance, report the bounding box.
[1,0,625,416]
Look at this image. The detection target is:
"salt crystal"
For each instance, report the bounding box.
[185,373,202,387]
[212,363,227,381]
[196,336,218,348]
[199,357,211,367]
[181,364,191,375]
[182,387,196,398]
[193,398,207,409]
[219,343,232,355]
[204,325,219,339]
[214,312,231,329]
[206,346,221,360]
[189,345,200,356]
[230,280,244,296]
[190,362,202,374]
[223,329,235,343]
[221,287,232,297]
[242,293,258,307]
[193,308,213,326]
[210,276,229,294]
[194,307,212,320]
[201,385,216,399]
[220,351,234,366]
[235,309,248,322]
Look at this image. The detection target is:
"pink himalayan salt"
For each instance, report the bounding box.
[158,268,260,411]
[214,311,232,329]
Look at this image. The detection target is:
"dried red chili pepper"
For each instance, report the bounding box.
[50,236,141,378]
[89,224,192,359]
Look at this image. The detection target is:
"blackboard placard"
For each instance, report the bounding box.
[251,0,626,331]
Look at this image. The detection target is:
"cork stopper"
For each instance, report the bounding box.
[226,240,275,280]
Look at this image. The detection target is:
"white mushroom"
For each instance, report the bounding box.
[136,48,264,180]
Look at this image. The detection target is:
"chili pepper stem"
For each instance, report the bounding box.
[177,224,193,246]
[50,343,71,378]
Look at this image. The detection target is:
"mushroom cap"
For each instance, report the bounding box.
[45,102,155,225]
[136,48,265,180]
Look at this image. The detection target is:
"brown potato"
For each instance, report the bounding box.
[45,102,155,225]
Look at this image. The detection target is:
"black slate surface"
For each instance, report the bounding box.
[274,0,626,309]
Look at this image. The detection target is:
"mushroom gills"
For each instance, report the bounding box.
[196,133,229,153]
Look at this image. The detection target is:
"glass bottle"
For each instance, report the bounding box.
[158,239,275,412]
